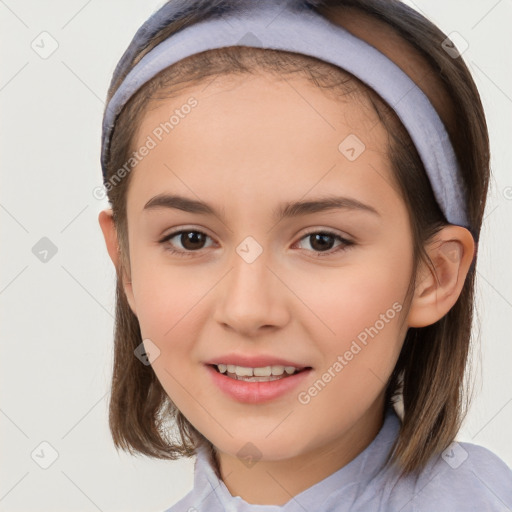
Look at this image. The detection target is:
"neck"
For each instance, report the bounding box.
[214,398,386,506]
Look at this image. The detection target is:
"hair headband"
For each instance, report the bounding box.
[101,0,470,229]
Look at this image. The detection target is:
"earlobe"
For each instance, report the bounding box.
[98,209,137,315]
[407,226,475,328]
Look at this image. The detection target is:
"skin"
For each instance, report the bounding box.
[99,72,474,505]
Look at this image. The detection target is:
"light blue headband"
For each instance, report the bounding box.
[101,0,470,229]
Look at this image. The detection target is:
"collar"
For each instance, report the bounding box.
[190,405,401,511]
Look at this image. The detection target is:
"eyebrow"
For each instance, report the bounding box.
[143,193,380,221]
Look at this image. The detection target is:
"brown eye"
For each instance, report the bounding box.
[178,231,208,250]
[159,229,214,256]
[308,233,336,252]
[296,230,354,257]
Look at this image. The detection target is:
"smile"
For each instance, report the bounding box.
[214,363,303,381]
[206,364,313,403]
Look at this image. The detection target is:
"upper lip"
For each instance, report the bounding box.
[205,354,310,370]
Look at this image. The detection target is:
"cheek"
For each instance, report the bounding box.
[304,251,410,338]
[298,248,411,388]
[129,262,209,414]
[290,265,408,448]
[129,242,211,339]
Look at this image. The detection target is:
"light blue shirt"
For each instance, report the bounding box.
[164,405,512,511]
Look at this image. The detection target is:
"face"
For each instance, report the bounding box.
[122,72,414,464]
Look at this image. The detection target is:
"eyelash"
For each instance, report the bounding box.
[158,228,355,258]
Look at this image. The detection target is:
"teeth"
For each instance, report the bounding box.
[215,364,300,376]
[254,366,272,377]
[236,366,253,377]
[271,365,285,375]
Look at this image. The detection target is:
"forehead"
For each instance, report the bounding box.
[126,72,400,218]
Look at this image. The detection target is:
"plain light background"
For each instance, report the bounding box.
[0,0,511,511]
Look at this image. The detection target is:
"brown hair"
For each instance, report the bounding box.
[102,0,489,478]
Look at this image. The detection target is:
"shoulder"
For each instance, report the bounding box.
[384,441,512,511]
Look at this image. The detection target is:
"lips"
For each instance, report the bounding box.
[205,363,312,403]
[202,353,313,403]
[204,354,309,369]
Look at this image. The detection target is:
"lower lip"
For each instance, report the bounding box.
[205,364,312,404]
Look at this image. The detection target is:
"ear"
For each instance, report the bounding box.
[407,225,475,328]
[98,209,137,315]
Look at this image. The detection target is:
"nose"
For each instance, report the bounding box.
[212,243,290,337]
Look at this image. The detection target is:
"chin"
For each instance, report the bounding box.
[211,432,310,463]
